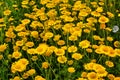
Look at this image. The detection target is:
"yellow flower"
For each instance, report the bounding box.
[45,48,53,56]
[0,54,3,60]
[31,56,38,61]
[98,16,109,23]
[107,49,117,57]
[52,0,61,4]
[68,45,77,53]
[72,53,83,60]
[115,49,120,56]
[61,46,67,50]
[91,11,101,17]
[90,59,96,63]
[100,23,106,29]
[57,56,67,63]
[0,24,5,28]
[79,11,88,17]
[57,40,65,46]
[12,51,22,59]
[27,48,36,55]
[0,18,4,23]
[42,62,49,69]
[84,62,96,70]
[95,48,103,54]
[92,45,99,49]
[0,44,7,52]
[54,48,65,56]
[107,36,113,41]
[96,69,108,77]
[61,0,69,3]
[53,35,61,41]
[73,1,82,10]
[83,29,90,33]
[49,46,56,51]
[118,13,120,17]
[17,32,29,37]
[87,72,98,80]
[31,31,39,38]
[15,24,25,31]
[105,61,114,67]
[79,40,90,48]
[13,76,21,80]
[86,48,93,53]
[27,69,36,76]
[39,14,48,21]
[77,22,84,28]
[18,58,29,66]
[61,10,71,15]
[93,64,106,71]
[3,9,11,16]
[96,7,103,12]
[99,2,104,6]
[67,60,73,65]
[5,31,16,38]
[87,17,97,23]
[40,0,50,5]
[64,16,74,22]
[35,43,48,55]
[114,77,120,80]
[73,27,82,33]
[107,12,114,18]
[45,32,54,39]
[21,19,30,25]
[25,41,34,47]
[76,78,87,80]
[16,40,24,46]
[21,1,28,5]
[90,2,97,6]
[105,27,112,32]
[11,62,26,73]
[107,74,115,80]
[68,67,75,73]
[69,35,78,41]
[53,24,62,30]
[35,75,46,80]
[22,46,28,51]
[47,9,57,17]
[114,41,120,47]
[46,2,56,8]
[62,23,73,32]
[8,17,14,22]
[30,21,43,29]
[13,46,20,51]
[81,72,88,78]
[22,72,29,79]
[21,5,29,8]
[99,45,111,55]
[12,4,18,7]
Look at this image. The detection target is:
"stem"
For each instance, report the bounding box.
[66,32,69,58]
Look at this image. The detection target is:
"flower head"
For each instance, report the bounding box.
[68,67,75,73]
[87,72,98,80]
[98,16,109,23]
[112,25,119,33]
[79,40,90,48]
[0,44,7,52]
[3,9,11,16]
[57,56,67,63]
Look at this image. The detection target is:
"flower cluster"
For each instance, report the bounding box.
[0,0,120,80]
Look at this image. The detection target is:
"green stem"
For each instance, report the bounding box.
[66,32,69,58]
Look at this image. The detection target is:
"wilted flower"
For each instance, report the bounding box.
[112,25,119,33]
